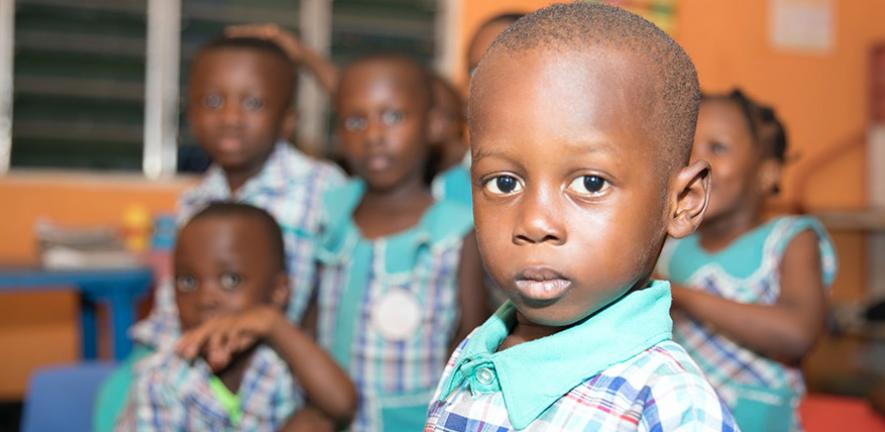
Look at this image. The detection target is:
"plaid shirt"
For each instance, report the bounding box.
[657,216,837,429]
[130,141,345,348]
[316,180,474,431]
[116,345,302,431]
[426,282,738,432]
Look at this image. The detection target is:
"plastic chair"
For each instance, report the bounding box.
[20,362,117,432]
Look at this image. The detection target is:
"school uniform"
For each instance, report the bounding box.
[657,216,837,431]
[131,140,345,348]
[116,345,302,431]
[425,281,738,431]
[316,180,473,431]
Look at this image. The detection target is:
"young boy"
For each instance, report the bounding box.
[131,35,345,348]
[425,4,738,431]
[118,203,355,430]
[96,35,345,431]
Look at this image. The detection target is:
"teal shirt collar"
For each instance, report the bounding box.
[437,280,673,429]
[316,179,473,267]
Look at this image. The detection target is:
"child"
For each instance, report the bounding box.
[132,35,345,348]
[117,203,355,430]
[97,35,345,431]
[425,4,738,430]
[656,89,837,431]
[313,54,488,431]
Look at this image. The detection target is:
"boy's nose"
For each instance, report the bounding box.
[363,118,386,147]
[220,102,244,125]
[197,282,223,307]
[512,186,566,246]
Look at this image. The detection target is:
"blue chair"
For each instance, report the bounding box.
[21,362,117,432]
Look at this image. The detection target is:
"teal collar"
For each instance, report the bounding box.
[316,179,473,268]
[437,280,673,429]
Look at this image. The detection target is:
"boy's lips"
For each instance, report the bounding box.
[365,154,393,171]
[513,266,572,301]
[217,136,244,153]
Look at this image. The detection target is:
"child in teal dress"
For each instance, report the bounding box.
[656,89,838,431]
[310,54,489,431]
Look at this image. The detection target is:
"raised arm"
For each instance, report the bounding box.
[226,23,340,94]
[175,306,356,424]
[671,230,827,363]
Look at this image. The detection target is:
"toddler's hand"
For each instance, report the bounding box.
[175,306,282,371]
[225,23,304,63]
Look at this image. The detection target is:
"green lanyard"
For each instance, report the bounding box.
[208,375,242,427]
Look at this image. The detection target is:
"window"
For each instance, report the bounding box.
[0,0,444,176]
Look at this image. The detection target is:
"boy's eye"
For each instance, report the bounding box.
[219,272,242,291]
[381,109,404,126]
[343,115,367,132]
[175,275,198,293]
[710,141,728,155]
[483,175,523,196]
[242,96,264,111]
[567,175,609,196]
[203,94,223,110]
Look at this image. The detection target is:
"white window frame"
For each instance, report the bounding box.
[0,0,453,177]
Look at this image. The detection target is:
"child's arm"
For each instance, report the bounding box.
[225,24,340,94]
[452,231,490,351]
[671,230,827,362]
[279,406,336,432]
[175,307,357,424]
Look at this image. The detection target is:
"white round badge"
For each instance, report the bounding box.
[371,289,422,340]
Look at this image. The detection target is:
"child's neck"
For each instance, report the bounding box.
[225,166,262,195]
[215,346,257,394]
[223,149,276,194]
[497,312,568,351]
[355,176,433,240]
[698,203,763,253]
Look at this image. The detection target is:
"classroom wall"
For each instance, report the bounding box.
[0,173,189,397]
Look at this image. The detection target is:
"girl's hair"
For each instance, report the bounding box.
[703,89,788,163]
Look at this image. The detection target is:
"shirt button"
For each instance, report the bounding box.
[475,367,495,385]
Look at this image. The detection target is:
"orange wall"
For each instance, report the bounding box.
[0,173,189,397]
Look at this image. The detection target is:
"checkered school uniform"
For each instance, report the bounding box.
[425,281,738,432]
[316,180,474,431]
[117,345,302,431]
[656,216,837,431]
[130,141,345,348]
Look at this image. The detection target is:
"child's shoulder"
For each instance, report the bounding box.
[582,340,735,430]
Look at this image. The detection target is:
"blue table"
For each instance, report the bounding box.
[0,266,153,361]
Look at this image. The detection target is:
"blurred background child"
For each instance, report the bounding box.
[312,54,488,431]
[656,89,838,431]
[118,203,355,431]
[96,35,345,431]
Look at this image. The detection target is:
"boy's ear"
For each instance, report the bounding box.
[280,107,299,141]
[667,159,710,239]
[269,272,290,310]
[757,158,783,195]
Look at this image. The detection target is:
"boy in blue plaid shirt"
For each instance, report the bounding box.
[118,203,354,431]
[425,3,738,431]
[97,35,345,431]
